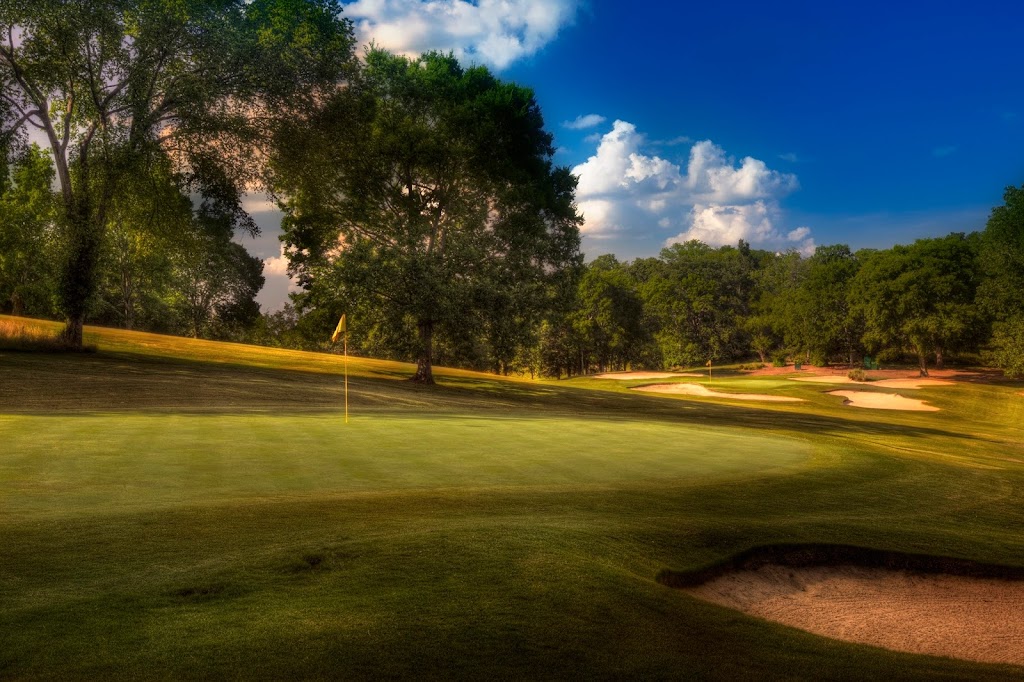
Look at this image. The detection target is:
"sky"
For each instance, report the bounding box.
[242,0,1024,310]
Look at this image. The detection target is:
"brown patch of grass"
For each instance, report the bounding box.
[0,319,95,353]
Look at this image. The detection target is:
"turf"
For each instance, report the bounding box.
[2,314,1024,680]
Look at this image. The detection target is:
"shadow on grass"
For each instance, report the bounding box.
[1,347,1007,450]
[657,543,1024,589]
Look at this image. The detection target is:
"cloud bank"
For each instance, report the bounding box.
[572,120,815,254]
[343,0,579,69]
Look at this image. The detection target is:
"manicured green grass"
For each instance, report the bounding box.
[2,314,1024,679]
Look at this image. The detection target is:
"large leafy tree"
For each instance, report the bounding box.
[742,249,804,363]
[273,49,582,383]
[978,185,1024,377]
[569,255,648,373]
[787,245,863,365]
[851,234,983,375]
[640,240,754,368]
[0,0,354,345]
[978,184,1024,320]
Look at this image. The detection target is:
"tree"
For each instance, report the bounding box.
[272,49,582,383]
[94,154,190,330]
[0,0,354,345]
[743,249,804,363]
[978,184,1024,321]
[641,241,754,368]
[171,208,265,339]
[851,234,983,375]
[569,256,649,373]
[978,185,1024,378]
[789,245,862,365]
[0,144,59,317]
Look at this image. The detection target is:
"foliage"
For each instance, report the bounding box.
[569,255,649,372]
[851,233,983,375]
[0,144,60,317]
[640,241,755,368]
[272,49,582,383]
[847,368,867,382]
[988,316,1024,378]
[0,0,355,344]
[978,184,1024,321]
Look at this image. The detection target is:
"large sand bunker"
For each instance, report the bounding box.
[791,376,954,389]
[660,545,1024,666]
[828,390,939,411]
[593,371,702,380]
[686,564,1024,666]
[633,383,803,402]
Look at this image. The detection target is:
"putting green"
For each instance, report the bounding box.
[0,413,810,519]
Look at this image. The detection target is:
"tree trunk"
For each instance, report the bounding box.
[412,320,435,384]
[935,346,945,370]
[918,350,929,377]
[58,207,101,348]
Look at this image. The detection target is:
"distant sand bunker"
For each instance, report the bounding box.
[633,383,803,402]
[828,390,938,411]
[873,378,954,389]
[686,564,1024,665]
[594,372,702,379]
[791,376,954,389]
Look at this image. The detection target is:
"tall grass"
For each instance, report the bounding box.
[0,318,94,352]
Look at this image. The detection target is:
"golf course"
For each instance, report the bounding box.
[2,314,1024,679]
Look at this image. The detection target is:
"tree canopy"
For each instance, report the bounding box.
[272,49,582,383]
[0,0,355,344]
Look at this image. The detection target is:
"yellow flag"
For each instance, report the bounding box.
[331,314,346,344]
[706,359,712,367]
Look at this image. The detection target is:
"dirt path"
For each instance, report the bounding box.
[686,564,1024,666]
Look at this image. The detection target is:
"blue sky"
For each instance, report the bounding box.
[247,0,1024,309]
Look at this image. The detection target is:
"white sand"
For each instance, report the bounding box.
[828,390,939,412]
[594,372,703,379]
[686,564,1024,666]
[791,375,857,384]
[633,383,803,402]
[873,378,955,389]
[791,376,954,389]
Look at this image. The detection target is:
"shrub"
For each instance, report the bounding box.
[771,354,787,368]
[847,368,867,382]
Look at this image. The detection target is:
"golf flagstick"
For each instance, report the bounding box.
[344,327,348,424]
[331,314,348,424]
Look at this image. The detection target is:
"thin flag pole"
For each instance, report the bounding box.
[331,313,348,424]
[344,328,349,424]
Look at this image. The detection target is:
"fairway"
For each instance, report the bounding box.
[1,414,807,516]
[3,318,1024,680]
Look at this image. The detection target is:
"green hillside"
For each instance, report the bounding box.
[2,315,1023,679]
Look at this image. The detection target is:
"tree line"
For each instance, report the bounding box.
[2,1,1021,380]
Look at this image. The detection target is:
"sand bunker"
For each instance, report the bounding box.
[791,375,857,384]
[873,378,954,389]
[686,564,1024,666]
[828,390,939,411]
[594,372,702,379]
[791,376,954,389]
[633,383,803,402]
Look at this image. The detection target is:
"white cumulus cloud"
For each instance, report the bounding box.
[572,119,814,253]
[343,0,579,69]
